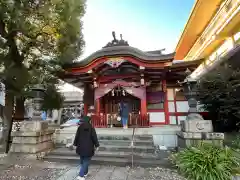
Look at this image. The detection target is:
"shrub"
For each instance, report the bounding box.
[171,144,239,180]
[232,135,240,150]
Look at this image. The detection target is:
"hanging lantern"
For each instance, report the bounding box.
[111,89,115,96]
[122,89,126,96]
[93,81,98,88]
[140,74,145,86]
[140,78,145,85]
[93,77,98,88]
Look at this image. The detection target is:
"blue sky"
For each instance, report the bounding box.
[81,0,195,58]
[62,0,195,91]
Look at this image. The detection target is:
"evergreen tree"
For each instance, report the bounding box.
[197,65,240,131]
[0,0,86,150]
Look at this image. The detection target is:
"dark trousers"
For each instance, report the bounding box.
[79,156,91,177]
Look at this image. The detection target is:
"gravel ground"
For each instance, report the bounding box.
[0,164,69,180]
[0,163,186,180]
[146,167,186,180]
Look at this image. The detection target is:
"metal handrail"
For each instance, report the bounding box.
[131,126,136,168]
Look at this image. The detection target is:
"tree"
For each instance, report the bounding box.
[0,0,86,150]
[41,85,65,112]
[14,57,64,119]
[196,65,240,131]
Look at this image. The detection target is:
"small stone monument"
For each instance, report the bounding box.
[177,120,224,149]
[10,85,55,159]
[177,75,224,150]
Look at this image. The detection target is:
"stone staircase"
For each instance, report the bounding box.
[44,134,173,168]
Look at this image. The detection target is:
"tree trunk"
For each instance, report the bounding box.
[2,88,14,152]
[14,96,25,120]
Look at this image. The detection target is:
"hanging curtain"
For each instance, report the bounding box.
[94,84,116,100]
[94,84,146,100]
[123,86,146,100]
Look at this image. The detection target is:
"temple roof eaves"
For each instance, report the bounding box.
[171,58,204,68]
[64,46,176,69]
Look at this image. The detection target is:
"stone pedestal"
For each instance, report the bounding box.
[177,120,224,150]
[233,176,240,180]
[10,121,54,159]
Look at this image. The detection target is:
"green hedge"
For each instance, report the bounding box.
[170,143,239,180]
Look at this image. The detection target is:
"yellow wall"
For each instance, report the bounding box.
[185,0,240,60]
[191,30,240,79]
[182,0,240,79]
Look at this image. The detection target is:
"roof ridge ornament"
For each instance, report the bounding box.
[103,31,129,48]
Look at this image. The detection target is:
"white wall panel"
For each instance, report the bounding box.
[168,102,175,112]
[176,101,189,112]
[149,112,165,123]
[170,116,177,125]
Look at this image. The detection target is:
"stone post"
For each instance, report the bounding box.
[10,85,54,159]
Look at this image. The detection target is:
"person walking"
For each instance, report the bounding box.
[120,101,129,129]
[73,116,99,180]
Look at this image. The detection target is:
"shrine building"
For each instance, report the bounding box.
[60,32,203,127]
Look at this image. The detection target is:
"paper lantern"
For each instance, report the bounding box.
[122,89,126,96]
[140,78,145,85]
[93,81,98,88]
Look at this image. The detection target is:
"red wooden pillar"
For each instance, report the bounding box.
[140,98,147,126]
[140,86,147,115]
[140,99,147,115]
[173,88,178,124]
[163,80,170,125]
[95,98,100,115]
[84,104,88,115]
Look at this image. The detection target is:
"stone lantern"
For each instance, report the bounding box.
[182,76,198,112]
[30,84,46,120]
[176,72,224,151]
[10,84,54,159]
[179,68,204,121]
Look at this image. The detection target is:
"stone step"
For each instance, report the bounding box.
[99,139,154,146]
[98,135,131,141]
[99,145,155,153]
[134,135,154,141]
[55,144,155,153]
[48,147,159,160]
[56,139,154,148]
[98,135,153,141]
[56,140,154,149]
[44,154,173,168]
[61,135,154,146]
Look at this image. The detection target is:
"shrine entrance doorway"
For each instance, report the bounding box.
[101,86,140,127]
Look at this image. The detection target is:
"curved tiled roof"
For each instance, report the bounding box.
[64,45,175,68]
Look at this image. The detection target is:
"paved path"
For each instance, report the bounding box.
[0,155,185,180]
[0,162,186,180]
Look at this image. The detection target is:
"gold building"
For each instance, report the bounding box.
[175,0,240,79]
